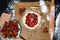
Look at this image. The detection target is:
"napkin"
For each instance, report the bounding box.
[0,13,11,26]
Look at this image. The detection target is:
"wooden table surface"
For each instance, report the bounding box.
[14,1,54,40]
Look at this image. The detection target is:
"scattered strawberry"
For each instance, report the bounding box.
[18,7,26,15]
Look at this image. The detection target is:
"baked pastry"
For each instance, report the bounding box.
[22,11,41,29]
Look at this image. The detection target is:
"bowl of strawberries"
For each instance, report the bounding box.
[0,20,21,40]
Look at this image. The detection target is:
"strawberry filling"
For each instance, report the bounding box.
[25,13,38,27]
